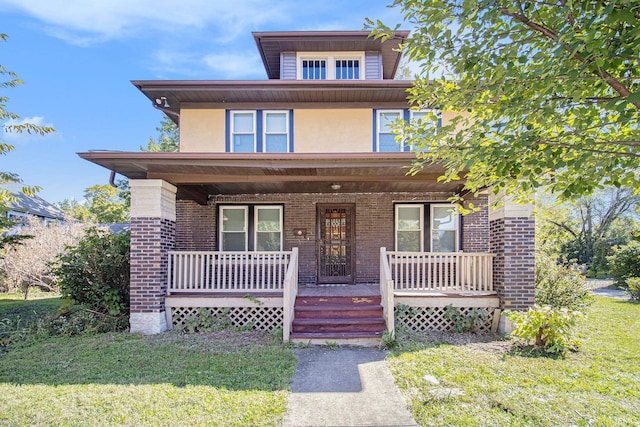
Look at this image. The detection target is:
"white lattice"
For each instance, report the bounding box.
[170,306,283,331]
[395,306,496,333]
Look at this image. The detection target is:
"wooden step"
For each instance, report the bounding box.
[290,331,384,340]
[294,304,383,319]
[292,317,386,333]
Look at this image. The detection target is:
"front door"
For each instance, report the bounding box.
[317,204,355,284]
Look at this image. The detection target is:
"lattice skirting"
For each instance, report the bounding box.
[395,306,497,333]
[170,306,283,331]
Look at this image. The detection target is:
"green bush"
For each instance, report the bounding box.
[536,254,593,312]
[625,277,640,301]
[443,305,490,333]
[608,242,640,286]
[51,228,130,318]
[506,305,584,355]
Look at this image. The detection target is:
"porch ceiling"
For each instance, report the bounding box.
[78,152,465,203]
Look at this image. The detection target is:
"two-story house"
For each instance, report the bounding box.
[80,30,535,345]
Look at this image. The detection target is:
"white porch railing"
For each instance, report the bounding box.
[282,248,299,342]
[168,251,291,294]
[387,251,495,293]
[379,247,395,336]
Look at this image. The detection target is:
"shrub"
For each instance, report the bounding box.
[443,305,490,333]
[608,242,640,286]
[625,277,640,301]
[506,305,583,355]
[2,218,86,297]
[51,228,130,318]
[535,253,593,312]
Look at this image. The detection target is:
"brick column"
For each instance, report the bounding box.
[489,193,535,331]
[129,179,177,334]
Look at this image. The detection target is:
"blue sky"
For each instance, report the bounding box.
[1,0,407,204]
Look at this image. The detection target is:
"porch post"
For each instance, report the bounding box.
[489,193,535,332]
[129,179,177,334]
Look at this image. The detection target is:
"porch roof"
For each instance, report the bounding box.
[77,152,465,204]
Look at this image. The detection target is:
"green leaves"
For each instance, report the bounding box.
[373,0,640,200]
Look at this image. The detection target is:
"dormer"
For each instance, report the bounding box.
[253,30,409,81]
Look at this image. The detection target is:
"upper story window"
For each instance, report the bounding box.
[228,110,292,153]
[231,111,256,152]
[264,111,289,153]
[376,110,404,152]
[375,109,441,152]
[297,52,364,80]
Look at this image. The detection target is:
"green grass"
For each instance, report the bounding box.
[387,296,640,426]
[0,295,297,426]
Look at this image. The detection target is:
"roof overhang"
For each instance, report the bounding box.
[252,30,410,80]
[78,152,465,204]
[131,80,414,124]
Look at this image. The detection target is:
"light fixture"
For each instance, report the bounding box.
[155,96,170,108]
[330,183,341,191]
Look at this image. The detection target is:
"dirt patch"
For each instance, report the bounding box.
[148,329,278,353]
[396,329,514,354]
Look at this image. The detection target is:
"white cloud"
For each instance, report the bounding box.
[3,116,56,142]
[0,0,288,45]
[203,52,265,79]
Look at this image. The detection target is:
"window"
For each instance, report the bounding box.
[255,206,283,251]
[263,111,289,153]
[335,59,360,80]
[220,206,248,251]
[394,203,460,252]
[228,110,291,152]
[219,205,283,251]
[377,110,403,152]
[231,111,255,152]
[395,205,424,252]
[297,52,364,80]
[431,204,459,252]
[302,59,327,80]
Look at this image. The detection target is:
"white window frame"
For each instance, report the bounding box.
[262,110,290,153]
[296,52,365,80]
[219,206,249,251]
[395,204,424,252]
[254,205,283,251]
[430,204,459,253]
[230,110,256,153]
[377,109,404,152]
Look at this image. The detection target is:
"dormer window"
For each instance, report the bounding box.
[297,52,364,80]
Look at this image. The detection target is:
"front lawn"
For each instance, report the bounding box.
[0,294,296,427]
[388,296,639,426]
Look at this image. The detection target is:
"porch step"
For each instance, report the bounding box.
[291,292,386,344]
[292,317,386,333]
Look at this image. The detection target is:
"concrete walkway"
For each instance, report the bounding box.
[283,347,417,427]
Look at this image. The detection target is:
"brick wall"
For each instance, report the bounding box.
[490,217,535,310]
[176,192,490,285]
[130,217,175,313]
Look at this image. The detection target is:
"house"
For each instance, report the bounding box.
[4,190,66,225]
[79,30,535,344]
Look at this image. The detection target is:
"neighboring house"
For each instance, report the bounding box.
[5,191,66,225]
[80,30,535,344]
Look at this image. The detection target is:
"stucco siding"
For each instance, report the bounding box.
[294,109,372,152]
[179,109,226,152]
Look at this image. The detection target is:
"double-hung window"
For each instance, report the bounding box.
[394,203,459,252]
[377,110,403,152]
[263,111,289,153]
[230,111,256,152]
[219,205,283,251]
[335,59,360,79]
[302,59,327,80]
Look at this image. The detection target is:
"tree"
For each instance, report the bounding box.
[1,33,54,248]
[2,218,86,298]
[371,1,640,201]
[58,181,129,223]
[537,186,639,273]
[140,116,179,152]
